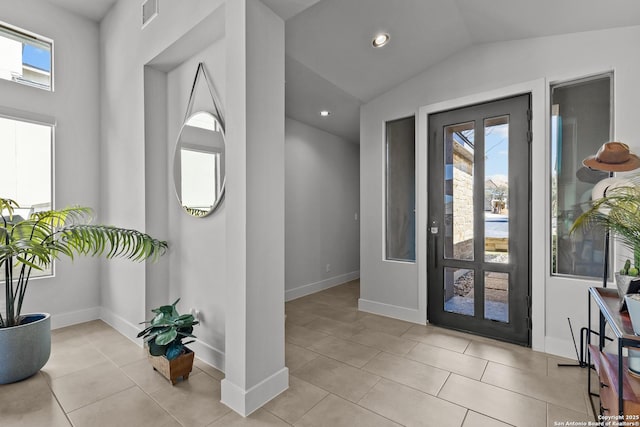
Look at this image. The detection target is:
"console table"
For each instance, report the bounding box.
[588,287,640,417]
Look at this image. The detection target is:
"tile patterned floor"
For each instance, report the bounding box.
[1,279,595,426]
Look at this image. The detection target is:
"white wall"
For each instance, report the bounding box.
[285,118,360,300]
[99,0,225,340]
[0,1,101,328]
[221,0,287,415]
[103,0,287,414]
[361,25,640,358]
[165,41,227,367]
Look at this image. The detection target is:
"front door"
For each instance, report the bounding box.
[427,94,531,345]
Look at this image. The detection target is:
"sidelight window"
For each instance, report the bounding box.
[385,116,416,262]
[550,73,613,279]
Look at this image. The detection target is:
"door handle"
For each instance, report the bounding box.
[430,220,439,235]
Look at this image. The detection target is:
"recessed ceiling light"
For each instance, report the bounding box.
[320,110,331,117]
[372,33,390,48]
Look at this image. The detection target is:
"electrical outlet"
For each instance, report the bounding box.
[355,212,358,221]
[190,308,201,321]
[326,264,331,273]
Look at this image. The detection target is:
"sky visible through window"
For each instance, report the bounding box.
[0,24,52,89]
[23,43,50,72]
[485,124,508,182]
[453,124,508,182]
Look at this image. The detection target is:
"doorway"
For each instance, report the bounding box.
[427,94,531,345]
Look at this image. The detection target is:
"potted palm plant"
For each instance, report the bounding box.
[0,197,167,384]
[137,299,198,385]
[572,177,640,373]
[572,177,640,289]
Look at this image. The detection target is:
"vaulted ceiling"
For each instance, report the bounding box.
[45,0,640,143]
[45,0,117,22]
[282,0,640,143]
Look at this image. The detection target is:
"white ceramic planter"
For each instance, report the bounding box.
[0,313,51,384]
[624,295,640,375]
[616,273,636,306]
[626,294,640,333]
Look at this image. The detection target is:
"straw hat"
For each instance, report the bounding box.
[591,177,631,201]
[583,142,640,172]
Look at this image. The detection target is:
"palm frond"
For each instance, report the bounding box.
[572,181,640,253]
[0,198,18,219]
[30,206,94,228]
[53,224,168,262]
[1,200,168,328]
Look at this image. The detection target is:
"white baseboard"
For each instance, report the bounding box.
[99,307,144,344]
[99,307,226,372]
[50,307,101,330]
[189,339,225,373]
[285,271,360,301]
[544,336,579,360]
[221,367,289,417]
[358,298,424,324]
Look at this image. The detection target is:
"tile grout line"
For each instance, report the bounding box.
[40,371,75,427]
[460,409,470,427]
[439,372,585,423]
[354,374,464,427]
[64,384,138,417]
[127,369,224,427]
[399,332,473,355]
[90,333,220,427]
[359,352,453,398]
[435,371,453,397]
[478,361,593,415]
[259,406,295,426]
[45,337,143,415]
[433,378,518,426]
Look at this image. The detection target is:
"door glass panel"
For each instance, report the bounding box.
[444,267,474,316]
[444,122,474,261]
[484,116,509,263]
[484,271,509,323]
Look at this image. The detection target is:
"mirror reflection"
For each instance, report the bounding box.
[173,111,225,217]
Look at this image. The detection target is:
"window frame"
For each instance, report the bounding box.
[0,20,54,91]
[0,107,56,281]
[549,72,614,281]
[384,115,417,263]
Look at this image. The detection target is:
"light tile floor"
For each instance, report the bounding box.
[1,279,596,426]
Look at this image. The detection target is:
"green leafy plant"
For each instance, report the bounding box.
[572,178,640,270]
[137,299,198,360]
[0,197,167,328]
[620,258,639,276]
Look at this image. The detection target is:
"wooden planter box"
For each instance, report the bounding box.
[147,347,195,385]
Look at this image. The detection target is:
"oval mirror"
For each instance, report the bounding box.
[173,111,226,217]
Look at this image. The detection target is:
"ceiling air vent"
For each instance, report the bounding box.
[142,0,159,29]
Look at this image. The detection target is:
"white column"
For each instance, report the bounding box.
[221,0,288,416]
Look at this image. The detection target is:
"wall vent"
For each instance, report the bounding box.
[142,0,159,29]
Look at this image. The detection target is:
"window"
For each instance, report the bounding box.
[551,74,613,279]
[0,22,52,90]
[0,115,54,278]
[385,116,416,262]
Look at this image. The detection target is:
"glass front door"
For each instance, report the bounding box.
[427,94,531,345]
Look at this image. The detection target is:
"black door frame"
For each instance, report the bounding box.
[426,94,532,346]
